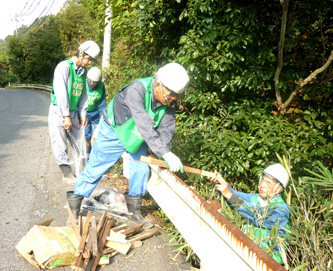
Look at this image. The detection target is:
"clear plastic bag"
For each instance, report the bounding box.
[71,127,88,177]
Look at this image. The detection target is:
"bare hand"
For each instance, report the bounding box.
[209,171,232,200]
[80,116,87,127]
[63,116,72,131]
[209,171,226,184]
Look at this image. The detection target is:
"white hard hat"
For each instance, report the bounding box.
[262,163,289,188]
[157,63,189,94]
[79,41,100,59]
[87,67,101,82]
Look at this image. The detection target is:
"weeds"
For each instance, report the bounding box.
[155,156,333,270]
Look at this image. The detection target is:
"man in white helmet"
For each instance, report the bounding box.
[84,67,106,155]
[209,163,290,265]
[48,41,100,184]
[67,63,189,228]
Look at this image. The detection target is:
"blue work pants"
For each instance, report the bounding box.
[74,118,149,198]
[85,110,101,139]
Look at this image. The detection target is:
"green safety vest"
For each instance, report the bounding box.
[242,195,290,264]
[107,77,168,153]
[51,59,86,110]
[87,81,104,112]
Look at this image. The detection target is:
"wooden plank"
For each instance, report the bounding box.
[112,223,128,232]
[127,229,160,242]
[131,241,143,249]
[105,240,131,255]
[119,224,143,237]
[66,207,81,241]
[84,215,112,271]
[140,156,216,178]
[91,219,114,271]
[77,211,92,253]
[74,211,92,268]
[91,216,98,256]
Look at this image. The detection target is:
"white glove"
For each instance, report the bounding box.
[162,151,184,173]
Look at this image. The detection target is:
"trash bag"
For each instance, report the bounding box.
[91,121,100,146]
[82,186,130,217]
[70,127,88,178]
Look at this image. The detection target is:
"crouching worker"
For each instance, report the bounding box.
[209,164,290,264]
[67,63,189,228]
[85,67,106,156]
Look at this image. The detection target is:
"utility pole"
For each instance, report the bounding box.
[15,14,18,36]
[102,1,112,77]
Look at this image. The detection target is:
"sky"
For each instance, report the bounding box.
[0,0,69,40]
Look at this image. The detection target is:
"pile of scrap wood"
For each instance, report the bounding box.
[68,207,159,271]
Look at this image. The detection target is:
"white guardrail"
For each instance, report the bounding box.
[140,156,287,271]
[12,84,52,92]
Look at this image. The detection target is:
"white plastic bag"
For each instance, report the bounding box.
[72,127,88,177]
[82,186,129,216]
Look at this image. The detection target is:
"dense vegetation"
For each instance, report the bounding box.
[0,0,332,270]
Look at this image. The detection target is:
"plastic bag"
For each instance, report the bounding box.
[71,127,88,177]
[82,186,129,216]
[91,122,100,146]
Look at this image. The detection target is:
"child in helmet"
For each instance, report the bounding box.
[84,67,106,155]
[209,164,290,265]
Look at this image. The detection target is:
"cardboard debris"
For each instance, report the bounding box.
[16,211,160,270]
[16,225,78,269]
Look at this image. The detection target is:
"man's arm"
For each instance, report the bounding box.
[126,82,175,158]
[53,61,70,117]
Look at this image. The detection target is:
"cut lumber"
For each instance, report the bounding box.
[140,156,216,178]
[112,223,128,232]
[105,240,131,255]
[119,224,143,237]
[91,217,98,256]
[77,211,92,253]
[107,230,127,243]
[90,219,114,271]
[131,241,143,249]
[127,229,160,243]
[66,207,81,240]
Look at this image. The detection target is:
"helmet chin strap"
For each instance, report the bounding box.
[259,183,281,202]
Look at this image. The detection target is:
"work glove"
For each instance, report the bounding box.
[162,151,184,173]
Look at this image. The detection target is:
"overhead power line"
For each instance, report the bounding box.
[16,0,30,18]
[20,0,41,18]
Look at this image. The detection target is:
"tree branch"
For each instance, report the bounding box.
[273,0,289,108]
[281,50,333,110]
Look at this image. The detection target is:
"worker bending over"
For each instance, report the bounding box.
[84,67,106,156]
[67,63,189,228]
[209,164,290,264]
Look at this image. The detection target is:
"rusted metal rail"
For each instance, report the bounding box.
[146,162,287,271]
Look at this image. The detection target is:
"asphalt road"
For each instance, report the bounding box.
[0,88,193,271]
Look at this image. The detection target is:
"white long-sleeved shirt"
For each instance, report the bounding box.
[52,57,88,118]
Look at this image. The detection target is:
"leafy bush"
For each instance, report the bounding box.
[174,96,332,192]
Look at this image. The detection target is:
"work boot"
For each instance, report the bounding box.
[67,191,84,220]
[125,193,154,229]
[59,165,76,184]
